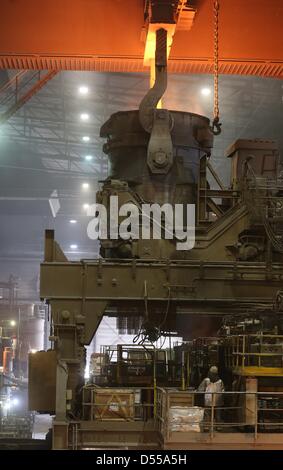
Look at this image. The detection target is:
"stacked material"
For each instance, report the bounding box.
[169,406,204,432]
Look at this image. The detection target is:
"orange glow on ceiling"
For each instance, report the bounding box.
[0,0,282,78]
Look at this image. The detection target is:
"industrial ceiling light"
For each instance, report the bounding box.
[10,320,16,327]
[70,244,78,249]
[82,182,89,190]
[85,155,93,161]
[78,85,89,95]
[82,136,90,142]
[69,219,77,224]
[80,113,89,121]
[201,87,211,96]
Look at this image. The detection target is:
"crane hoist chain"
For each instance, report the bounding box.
[211,0,222,136]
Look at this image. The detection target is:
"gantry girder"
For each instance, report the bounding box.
[0,0,282,78]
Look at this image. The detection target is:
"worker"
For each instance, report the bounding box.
[197,366,225,425]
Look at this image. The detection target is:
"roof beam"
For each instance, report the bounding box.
[0,71,57,124]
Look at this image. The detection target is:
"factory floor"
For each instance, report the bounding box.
[30,415,283,450]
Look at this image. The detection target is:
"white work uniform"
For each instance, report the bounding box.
[200,378,225,407]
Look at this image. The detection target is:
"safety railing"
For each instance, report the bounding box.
[156,389,283,442]
[81,386,283,431]
[82,385,156,422]
[223,334,283,370]
[70,387,283,449]
[90,344,168,385]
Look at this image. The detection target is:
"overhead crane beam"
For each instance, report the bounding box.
[0,0,282,78]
